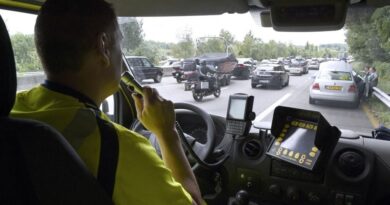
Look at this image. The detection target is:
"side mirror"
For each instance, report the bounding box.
[101,100,109,114]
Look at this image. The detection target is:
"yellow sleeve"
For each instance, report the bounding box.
[112,126,193,205]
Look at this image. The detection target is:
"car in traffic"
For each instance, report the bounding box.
[251,64,289,89]
[286,59,308,75]
[232,58,255,79]
[125,56,164,83]
[309,61,359,107]
[308,60,320,70]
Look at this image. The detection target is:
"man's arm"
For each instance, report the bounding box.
[132,87,204,205]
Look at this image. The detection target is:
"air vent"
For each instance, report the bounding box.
[337,151,365,177]
[242,140,262,159]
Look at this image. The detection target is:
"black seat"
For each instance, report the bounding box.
[0,15,113,205]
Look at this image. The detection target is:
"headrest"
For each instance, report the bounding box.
[0,15,17,117]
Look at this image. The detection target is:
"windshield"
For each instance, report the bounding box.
[3,6,389,135]
[318,71,352,81]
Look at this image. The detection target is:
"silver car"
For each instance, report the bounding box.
[309,64,359,108]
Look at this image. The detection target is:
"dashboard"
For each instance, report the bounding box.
[176,111,390,205]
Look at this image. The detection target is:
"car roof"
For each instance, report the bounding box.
[319,61,352,72]
[125,56,147,59]
[257,63,281,68]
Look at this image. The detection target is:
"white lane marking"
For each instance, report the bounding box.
[221,87,228,91]
[254,93,292,123]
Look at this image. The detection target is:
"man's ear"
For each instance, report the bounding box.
[98,32,110,68]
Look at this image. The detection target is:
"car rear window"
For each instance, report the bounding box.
[257,66,275,71]
[318,71,352,81]
[127,58,143,67]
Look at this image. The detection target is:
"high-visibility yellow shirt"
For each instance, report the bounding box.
[11,82,192,205]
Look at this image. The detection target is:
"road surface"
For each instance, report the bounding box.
[146,71,373,135]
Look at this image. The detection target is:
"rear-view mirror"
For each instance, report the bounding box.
[258,0,348,31]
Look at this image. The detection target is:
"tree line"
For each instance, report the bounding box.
[118,17,346,64]
[11,17,347,72]
[345,6,390,91]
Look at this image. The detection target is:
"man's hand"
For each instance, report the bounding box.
[132,87,177,140]
[131,86,204,205]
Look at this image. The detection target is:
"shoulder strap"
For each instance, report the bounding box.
[95,114,119,198]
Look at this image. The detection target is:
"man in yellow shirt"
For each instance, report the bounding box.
[11,0,204,204]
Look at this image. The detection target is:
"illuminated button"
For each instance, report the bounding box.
[291,121,298,126]
[276,151,281,156]
[278,147,283,152]
[282,129,287,133]
[240,174,245,179]
[288,151,294,157]
[312,147,318,152]
[300,154,306,160]
[277,137,283,142]
[275,141,281,146]
[299,158,304,164]
[283,149,288,155]
[299,122,306,127]
[313,126,318,131]
[294,153,300,159]
[284,124,290,128]
[309,152,316,157]
[279,133,285,138]
[306,124,314,129]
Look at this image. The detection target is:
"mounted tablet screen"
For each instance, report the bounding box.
[268,119,320,170]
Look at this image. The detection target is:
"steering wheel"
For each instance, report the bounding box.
[132,102,216,171]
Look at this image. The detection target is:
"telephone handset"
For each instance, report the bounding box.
[121,71,143,94]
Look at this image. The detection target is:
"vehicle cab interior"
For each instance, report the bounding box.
[1,0,390,205]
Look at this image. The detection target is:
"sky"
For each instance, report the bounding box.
[0,9,346,46]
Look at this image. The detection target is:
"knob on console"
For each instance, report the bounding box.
[338,151,365,177]
[234,190,249,205]
[286,187,299,201]
[269,184,281,196]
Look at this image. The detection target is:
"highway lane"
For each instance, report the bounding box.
[146,71,374,135]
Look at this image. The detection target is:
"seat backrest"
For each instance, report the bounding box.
[0,14,113,205]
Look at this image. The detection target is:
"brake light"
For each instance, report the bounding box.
[348,84,357,93]
[312,83,320,90]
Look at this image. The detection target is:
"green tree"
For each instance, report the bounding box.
[11,33,42,72]
[371,7,390,57]
[171,32,195,58]
[119,17,144,54]
[196,38,225,54]
[219,29,235,47]
[239,31,259,59]
[131,41,169,64]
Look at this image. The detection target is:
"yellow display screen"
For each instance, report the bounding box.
[268,119,320,170]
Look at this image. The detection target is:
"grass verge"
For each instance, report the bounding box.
[366,97,390,128]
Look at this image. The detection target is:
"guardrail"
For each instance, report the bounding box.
[373,87,390,108]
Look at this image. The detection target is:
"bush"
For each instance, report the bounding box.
[373,61,390,92]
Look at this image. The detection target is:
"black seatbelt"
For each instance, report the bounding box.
[95,117,119,197]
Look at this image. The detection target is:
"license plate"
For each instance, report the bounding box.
[259,80,269,83]
[201,81,209,89]
[325,85,342,90]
